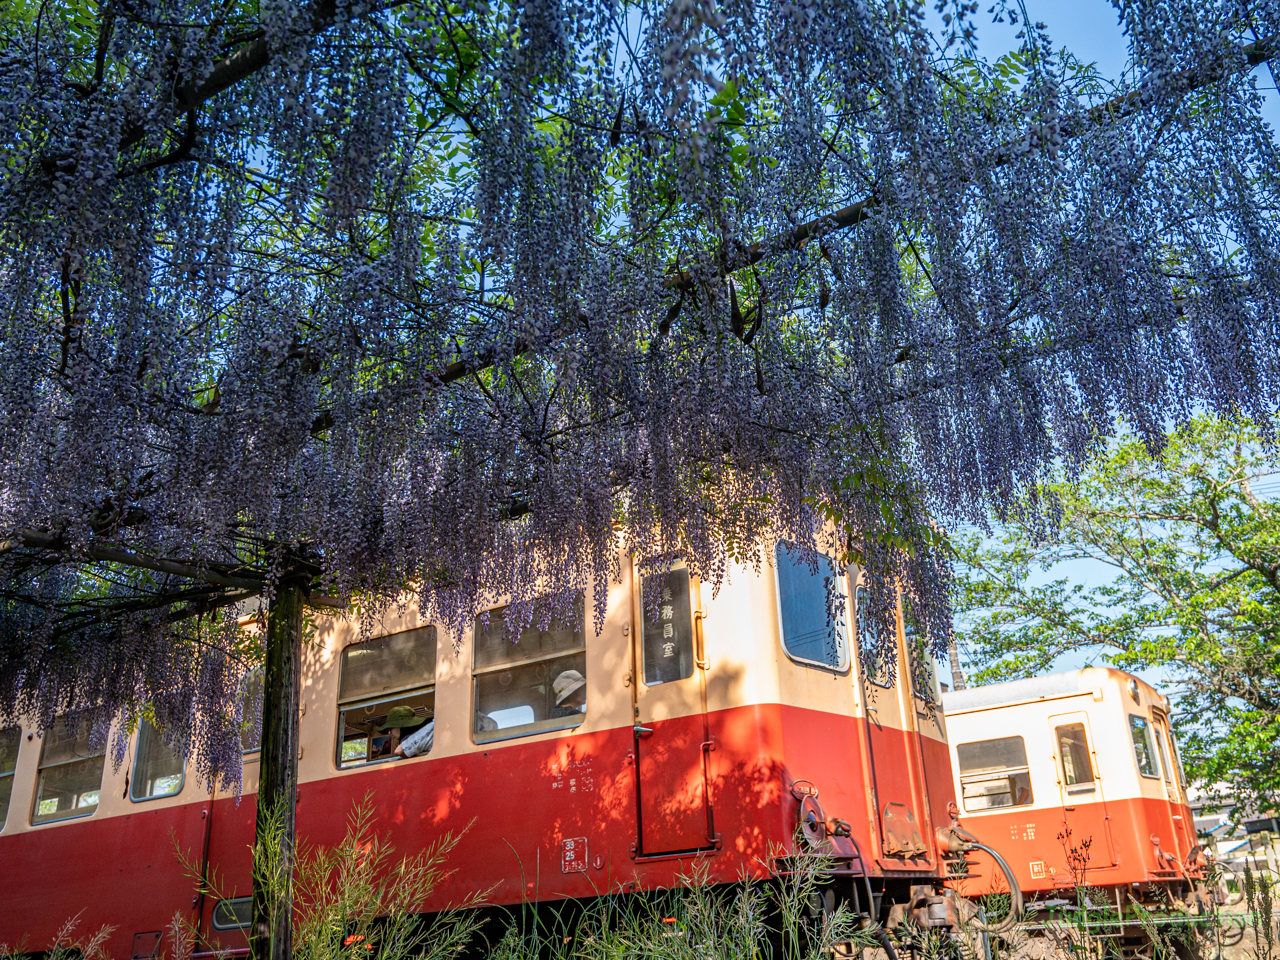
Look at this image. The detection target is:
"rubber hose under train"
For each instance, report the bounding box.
[966,842,1025,933]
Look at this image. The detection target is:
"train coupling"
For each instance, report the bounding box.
[897,885,964,930]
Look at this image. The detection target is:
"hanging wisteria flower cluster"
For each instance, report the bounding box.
[0,0,1277,780]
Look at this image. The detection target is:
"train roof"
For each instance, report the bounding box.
[941,667,1151,713]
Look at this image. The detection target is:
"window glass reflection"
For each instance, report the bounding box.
[1057,722,1096,785]
[903,597,940,703]
[774,543,849,671]
[641,567,695,685]
[957,736,1033,812]
[337,627,438,768]
[0,726,19,829]
[856,586,894,687]
[239,669,263,754]
[1129,715,1159,778]
[33,715,105,824]
[131,719,185,801]
[473,597,586,740]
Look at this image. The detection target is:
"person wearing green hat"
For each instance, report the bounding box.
[375,704,426,759]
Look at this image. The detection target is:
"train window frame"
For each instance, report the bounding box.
[31,714,106,825]
[1054,722,1096,789]
[855,585,895,688]
[772,542,850,673]
[0,725,19,830]
[337,625,438,769]
[472,596,586,744]
[1128,714,1160,778]
[129,718,186,802]
[955,736,1034,813]
[211,897,252,930]
[902,596,941,705]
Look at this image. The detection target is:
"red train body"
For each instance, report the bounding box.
[941,669,1206,909]
[0,549,971,956]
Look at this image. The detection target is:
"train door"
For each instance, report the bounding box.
[631,562,715,856]
[192,773,257,949]
[857,588,931,863]
[1048,712,1118,872]
[1150,711,1195,858]
[193,673,264,949]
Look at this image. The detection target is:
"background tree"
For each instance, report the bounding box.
[1,0,1279,948]
[951,416,1280,820]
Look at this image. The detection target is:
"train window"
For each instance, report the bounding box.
[903,597,941,703]
[32,715,105,824]
[1128,715,1159,778]
[1055,723,1095,786]
[239,669,263,754]
[473,597,585,741]
[773,543,849,671]
[211,897,252,930]
[956,736,1033,812]
[130,719,186,801]
[855,586,894,687]
[0,726,19,829]
[641,567,696,685]
[1155,727,1174,783]
[338,626,438,766]
[1168,731,1189,788]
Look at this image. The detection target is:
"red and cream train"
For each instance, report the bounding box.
[0,543,1204,958]
[0,545,972,957]
[942,668,1206,909]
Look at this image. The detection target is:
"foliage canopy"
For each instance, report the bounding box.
[0,0,1278,777]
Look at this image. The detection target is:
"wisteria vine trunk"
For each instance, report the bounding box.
[253,585,304,960]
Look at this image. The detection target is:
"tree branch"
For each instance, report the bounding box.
[175,0,337,111]
[4,529,266,591]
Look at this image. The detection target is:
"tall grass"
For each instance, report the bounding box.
[1244,864,1278,960]
[201,801,882,960]
[487,855,878,960]
[6,803,1278,960]
[175,794,485,960]
[0,915,114,960]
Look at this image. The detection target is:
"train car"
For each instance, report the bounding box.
[941,668,1205,910]
[0,544,987,958]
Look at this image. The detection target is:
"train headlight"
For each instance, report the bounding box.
[1128,678,1140,703]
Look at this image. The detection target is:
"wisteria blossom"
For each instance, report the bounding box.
[0,0,1277,784]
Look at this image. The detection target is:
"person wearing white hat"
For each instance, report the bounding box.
[551,669,587,718]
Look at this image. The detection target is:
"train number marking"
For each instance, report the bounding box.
[1030,861,1047,879]
[1009,822,1037,840]
[562,837,589,874]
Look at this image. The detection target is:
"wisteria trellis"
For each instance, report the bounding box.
[0,0,1278,790]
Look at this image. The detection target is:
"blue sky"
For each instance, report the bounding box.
[957,0,1279,114]
[967,0,1129,77]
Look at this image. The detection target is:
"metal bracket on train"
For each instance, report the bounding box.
[935,800,981,858]
[790,782,864,867]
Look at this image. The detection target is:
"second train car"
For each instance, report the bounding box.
[942,668,1206,909]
